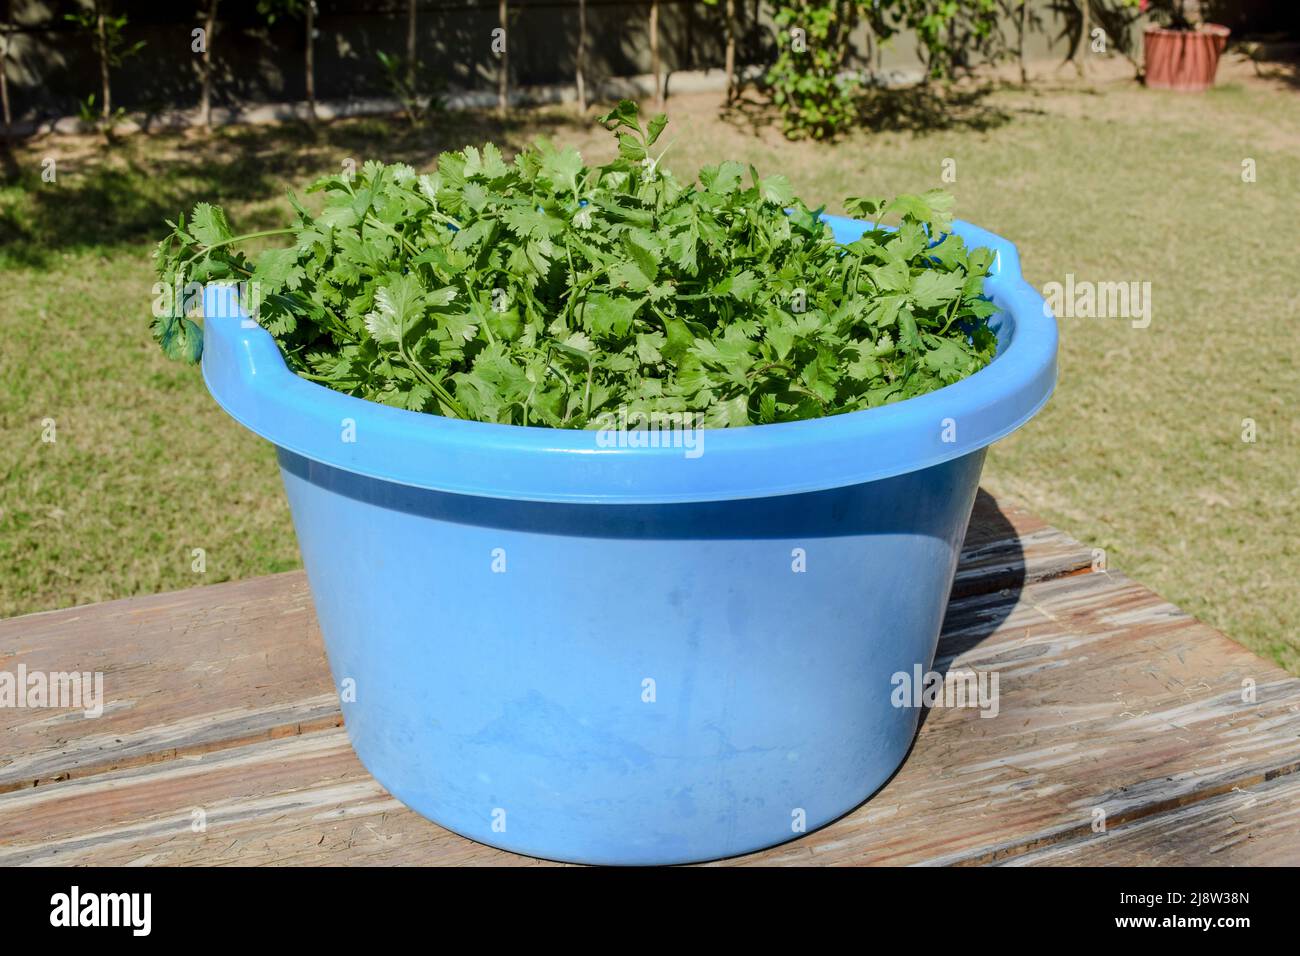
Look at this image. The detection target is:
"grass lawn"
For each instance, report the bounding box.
[2,62,1297,672]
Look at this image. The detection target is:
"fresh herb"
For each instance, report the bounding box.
[152,100,998,428]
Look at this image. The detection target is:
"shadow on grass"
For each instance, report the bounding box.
[1248,55,1300,91]
[724,82,1012,140]
[857,83,1012,134]
[0,109,589,269]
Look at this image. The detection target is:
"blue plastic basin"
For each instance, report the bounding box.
[200,215,1056,865]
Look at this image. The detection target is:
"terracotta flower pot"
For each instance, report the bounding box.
[1144,24,1231,92]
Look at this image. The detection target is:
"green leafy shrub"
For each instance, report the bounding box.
[763,0,1002,140]
[766,1,862,140]
[152,101,998,428]
[375,50,444,128]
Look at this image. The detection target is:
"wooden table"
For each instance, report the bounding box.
[2,491,1298,866]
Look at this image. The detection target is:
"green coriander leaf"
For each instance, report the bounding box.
[910,270,965,309]
[189,203,233,246]
[364,273,425,345]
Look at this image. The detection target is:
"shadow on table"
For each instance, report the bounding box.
[919,487,1026,734]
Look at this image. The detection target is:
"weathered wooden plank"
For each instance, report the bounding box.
[4,569,1297,866]
[0,731,543,867]
[0,490,1091,792]
[0,574,336,792]
[0,695,341,793]
[998,772,1300,866]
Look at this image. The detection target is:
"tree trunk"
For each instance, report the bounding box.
[0,1,12,141]
[576,0,587,112]
[863,13,874,83]
[649,0,661,107]
[200,0,219,130]
[406,0,416,90]
[724,0,736,103]
[1019,0,1028,85]
[305,0,317,123]
[97,1,110,120]
[1077,0,1089,78]
[832,0,851,75]
[497,0,508,114]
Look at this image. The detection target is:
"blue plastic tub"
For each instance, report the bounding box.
[200,215,1056,865]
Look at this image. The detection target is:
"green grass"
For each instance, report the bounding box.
[2,78,1297,672]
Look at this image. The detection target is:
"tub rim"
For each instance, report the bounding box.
[200,215,1057,504]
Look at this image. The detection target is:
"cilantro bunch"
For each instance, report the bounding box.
[152,100,998,428]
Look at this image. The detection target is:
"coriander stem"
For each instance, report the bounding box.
[399,340,465,418]
[182,227,297,269]
[366,213,422,260]
[413,191,463,230]
[940,295,965,335]
[396,302,466,418]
